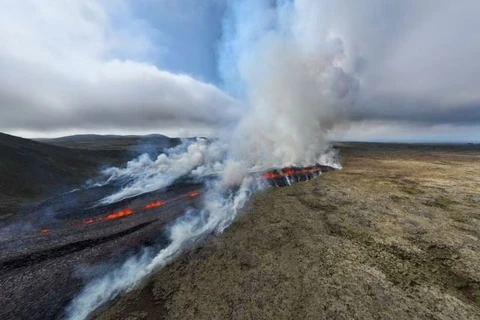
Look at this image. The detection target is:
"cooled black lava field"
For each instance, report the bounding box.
[0,181,204,320]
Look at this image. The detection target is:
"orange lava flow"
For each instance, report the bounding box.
[144,200,166,210]
[187,192,201,199]
[82,219,95,225]
[105,208,134,221]
[262,167,320,179]
[81,217,104,225]
[44,196,174,232]
[80,207,135,226]
[262,172,279,179]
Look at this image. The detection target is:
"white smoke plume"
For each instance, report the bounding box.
[221,0,357,168]
[100,138,228,204]
[95,0,351,204]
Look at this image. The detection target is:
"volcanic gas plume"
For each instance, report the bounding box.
[66,2,345,320]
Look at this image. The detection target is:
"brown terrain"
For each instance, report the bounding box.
[96,143,480,320]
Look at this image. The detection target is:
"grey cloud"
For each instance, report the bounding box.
[218,0,480,134]
[350,98,480,125]
[2,0,480,139]
[0,58,240,132]
[324,0,480,127]
[0,0,240,135]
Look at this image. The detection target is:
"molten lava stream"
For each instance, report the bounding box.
[80,199,169,227]
[187,192,201,199]
[282,168,296,175]
[105,208,134,221]
[263,172,279,179]
[144,201,166,210]
[262,166,321,181]
[81,217,103,225]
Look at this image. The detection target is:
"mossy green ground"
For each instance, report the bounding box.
[97,143,480,320]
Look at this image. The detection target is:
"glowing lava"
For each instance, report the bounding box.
[262,165,325,179]
[187,192,201,199]
[35,190,204,234]
[260,164,336,187]
[262,172,278,179]
[144,201,166,210]
[105,208,134,221]
[83,218,100,225]
[80,198,170,227]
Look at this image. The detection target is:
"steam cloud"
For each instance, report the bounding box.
[221,0,357,167]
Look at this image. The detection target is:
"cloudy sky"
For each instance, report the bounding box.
[1,0,479,141]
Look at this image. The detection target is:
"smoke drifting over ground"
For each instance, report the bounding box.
[100,139,227,204]
[66,169,266,320]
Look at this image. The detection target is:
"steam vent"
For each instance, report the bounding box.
[262,164,336,187]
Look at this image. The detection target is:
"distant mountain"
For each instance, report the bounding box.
[0,133,125,219]
[37,134,183,153]
[36,133,170,143]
